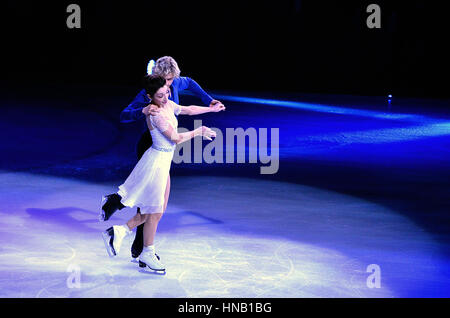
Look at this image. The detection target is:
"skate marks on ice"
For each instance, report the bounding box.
[156,234,390,298]
[0,171,179,297]
[0,229,185,298]
[0,171,446,297]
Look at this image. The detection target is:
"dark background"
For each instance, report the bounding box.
[1,0,449,98]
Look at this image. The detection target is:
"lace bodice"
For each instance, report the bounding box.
[146,100,181,151]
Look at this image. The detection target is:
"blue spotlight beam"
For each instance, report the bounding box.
[179,91,450,144]
[209,94,424,122]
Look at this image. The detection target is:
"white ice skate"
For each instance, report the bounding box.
[102,225,130,257]
[139,250,166,272]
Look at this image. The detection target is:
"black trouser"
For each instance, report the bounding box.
[131,130,153,257]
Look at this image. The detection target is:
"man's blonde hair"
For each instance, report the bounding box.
[152,56,181,78]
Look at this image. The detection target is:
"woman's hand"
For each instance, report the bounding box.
[199,126,216,141]
[142,104,161,116]
[209,100,226,113]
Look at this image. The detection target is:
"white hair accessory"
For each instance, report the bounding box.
[147,59,155,75]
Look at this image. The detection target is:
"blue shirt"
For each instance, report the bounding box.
[120,76,213,124]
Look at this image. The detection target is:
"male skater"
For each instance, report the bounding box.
[100,56,224,259]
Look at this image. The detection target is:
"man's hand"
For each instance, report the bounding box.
[142,104,161,116]
[209,99,223,107]
[209,100,226,112]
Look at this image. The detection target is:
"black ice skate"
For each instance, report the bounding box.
[100,194,125,221]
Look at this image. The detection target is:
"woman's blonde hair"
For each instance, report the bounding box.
[152,56,181,78]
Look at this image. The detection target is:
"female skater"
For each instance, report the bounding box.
[100,56,224,260]
[102,75,224,271]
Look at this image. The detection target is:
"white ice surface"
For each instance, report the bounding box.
[0,170,447,297]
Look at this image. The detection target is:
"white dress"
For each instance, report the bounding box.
[118,100,181,214]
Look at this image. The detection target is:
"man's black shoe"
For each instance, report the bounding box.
[100,193,125,221]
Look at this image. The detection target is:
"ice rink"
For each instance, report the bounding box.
[2,171,447,298]
[0,86,449,297]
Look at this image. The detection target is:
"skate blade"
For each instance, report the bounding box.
[101,230,116,257]
[138,261,166,274]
